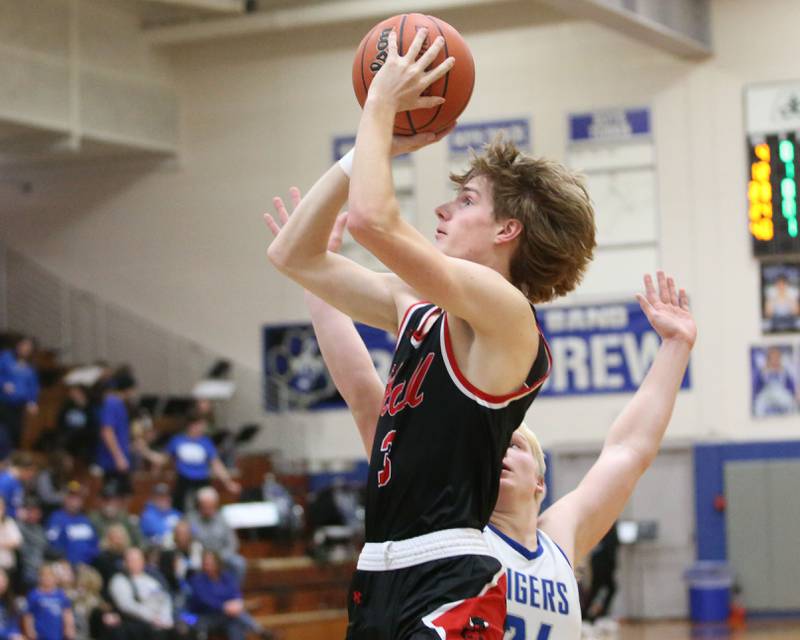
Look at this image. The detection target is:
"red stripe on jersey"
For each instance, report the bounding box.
[395,301,430,349]
[423,570,507,639]
[442,313,551,404]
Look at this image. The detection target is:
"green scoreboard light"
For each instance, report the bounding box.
[745,82,800,257]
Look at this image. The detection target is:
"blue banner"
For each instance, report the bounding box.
[263,321,394,412]
[449,118,530,155]
[537,301,691,396]
[332,135,356,162]
[569,108,650,143]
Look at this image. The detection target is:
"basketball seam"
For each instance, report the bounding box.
[411,15,449,133]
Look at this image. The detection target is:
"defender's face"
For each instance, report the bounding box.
[495,429,541,511]
[434,176,497,261]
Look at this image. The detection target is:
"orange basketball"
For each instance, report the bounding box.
[352,13,475,135]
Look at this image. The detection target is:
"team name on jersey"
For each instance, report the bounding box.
[380,353,435,417]
[506,568,570,615]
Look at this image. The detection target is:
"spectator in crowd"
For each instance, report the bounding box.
[188,550,270,640]
[0,336,39,456]
[0,567,22,640]
[45,482,99,567]
[0,498,21,580]
[55,385,97,468]
[140,484,182,545]
[152,410,240,513]
[0,452,36,518]
[17,496,50,592]
[160,520,201,608]
[95,368,136,497]
[22,563,75,640]
[583,524,620,623]
[89,486,142,548]
[261,472,300,537]
[187,488,245,582]
[108,548,174,638]
[72,565,124,640]
[34,453,72,521]
[91,525,130,599]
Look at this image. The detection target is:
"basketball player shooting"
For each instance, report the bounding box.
[266,27,595,640]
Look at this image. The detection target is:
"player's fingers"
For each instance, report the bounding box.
[414,96,446,110]
[644,273,658,305]
[387,29,398,58]
[667,276,680,307]
[406,27,428,61]
[415,35,444,70]
[272,197,290,225]
[422,56,455,89]
[657,270,670,304]
[263,214,281,237]
[289,186,302,209]
[679,288,690,311]
[635,293,654,318]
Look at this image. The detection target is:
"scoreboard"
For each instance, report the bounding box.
[746,82,800,257]
[748,132,799,255]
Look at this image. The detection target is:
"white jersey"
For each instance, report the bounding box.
[483,524,582,640]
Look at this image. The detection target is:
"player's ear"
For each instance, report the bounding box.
[535,476,546,503]
[495,218,523,245]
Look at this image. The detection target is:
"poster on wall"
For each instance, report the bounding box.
[750,344,799,417]
[537,300,691,397]
[263,321,394,412]
[761,262,800,333]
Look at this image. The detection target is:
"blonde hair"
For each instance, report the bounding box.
[517,422,546,479]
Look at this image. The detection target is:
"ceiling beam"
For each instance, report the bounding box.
[144,0,513,46]
[537,0,712,58]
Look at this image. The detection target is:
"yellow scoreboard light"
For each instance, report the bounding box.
[748,133,800,256]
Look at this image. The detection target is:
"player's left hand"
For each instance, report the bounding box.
[390,123,456,156]
[636,271,697,347]
[368,28,454,113]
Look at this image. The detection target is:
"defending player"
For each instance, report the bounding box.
[265,29,595,639]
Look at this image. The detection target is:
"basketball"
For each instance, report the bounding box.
[352,13,475,135]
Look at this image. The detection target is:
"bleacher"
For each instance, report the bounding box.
[2,339,354,639]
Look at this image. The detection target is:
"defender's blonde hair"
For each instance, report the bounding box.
[517,422,546,479]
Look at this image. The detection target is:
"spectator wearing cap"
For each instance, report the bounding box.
[89,485,142,548]
[139,484,182,545]
[22,563,75,640]
[153,410,240,513]
[94,368,136,497]
[45,482,99,566]
[17,496,50,591]
[0,497,21,579]
[0,452,36,519]
[0,336,39,456]
[187,487,246,582]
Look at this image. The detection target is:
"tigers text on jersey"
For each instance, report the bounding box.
[365,302,551,543]
[483,525,582,640]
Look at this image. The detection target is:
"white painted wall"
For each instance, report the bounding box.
[1,0,798,462]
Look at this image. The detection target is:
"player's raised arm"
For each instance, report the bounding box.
[539,271,696,565]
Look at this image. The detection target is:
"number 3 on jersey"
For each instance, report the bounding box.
[377,430,396,487]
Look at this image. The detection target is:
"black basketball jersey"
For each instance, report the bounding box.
[364,302,551,543]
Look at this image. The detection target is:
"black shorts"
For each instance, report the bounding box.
[346,554,506,640]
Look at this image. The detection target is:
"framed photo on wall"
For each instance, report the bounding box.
[761,262,800,333]
[750,344,799,417]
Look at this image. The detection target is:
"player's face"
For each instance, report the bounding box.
[496,430,541,510]
[434,176,497,261]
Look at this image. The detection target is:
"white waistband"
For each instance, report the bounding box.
[356,528,493,571]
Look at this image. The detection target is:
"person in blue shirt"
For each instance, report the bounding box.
[188,550,270,640]
[0,567,23,640]
[0,336,39,456]
[159,410,239,512]
[94,369,136,497]
[139,483,182,544]
[0,451,36,519]
[22,564,75,640]
[45,482,99,566]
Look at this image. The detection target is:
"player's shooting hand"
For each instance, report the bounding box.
[636,271,697,347]
[368,28,454,113]
[265,187,348,253]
